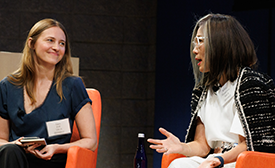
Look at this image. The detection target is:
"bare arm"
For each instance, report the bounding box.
[185,118,211,157]
[0,116,10,145]
[220,135,247,164]
[0,116,24,146]
[73,102,98,151]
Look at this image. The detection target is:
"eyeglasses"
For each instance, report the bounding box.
[192,36,205,48]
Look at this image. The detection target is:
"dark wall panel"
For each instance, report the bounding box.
[154,0,274,167]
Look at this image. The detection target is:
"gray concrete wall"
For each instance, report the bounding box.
[0,0,156,167]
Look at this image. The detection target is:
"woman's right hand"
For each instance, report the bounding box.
[11,137,24,146]
[147,127,183,155]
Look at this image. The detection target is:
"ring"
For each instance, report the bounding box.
[164,148,168,152]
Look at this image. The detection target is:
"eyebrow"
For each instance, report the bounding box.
[45,36,66,42]
[196,35,203,37]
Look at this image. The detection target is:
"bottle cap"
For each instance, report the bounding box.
[138,133,145,138]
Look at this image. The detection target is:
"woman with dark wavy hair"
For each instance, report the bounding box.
[148,13,275,168]
[0,19,97,168]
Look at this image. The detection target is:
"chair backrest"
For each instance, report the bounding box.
[70,88,102,167]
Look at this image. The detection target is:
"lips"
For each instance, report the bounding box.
[49,52,59,56]
[195,58,202,66]
[197,61,202,66]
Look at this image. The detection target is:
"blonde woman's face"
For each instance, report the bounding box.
[192,26,209,73]
[31,26,66,68]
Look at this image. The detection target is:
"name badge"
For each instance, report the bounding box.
[46,118,71,137]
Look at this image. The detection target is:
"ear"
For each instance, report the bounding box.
[27,37,34,49]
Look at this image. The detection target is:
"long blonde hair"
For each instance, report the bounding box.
[8,18,74,104]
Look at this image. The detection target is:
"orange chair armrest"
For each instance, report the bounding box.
[65,146,96,168]
[161,153,185,168]
[236,151,275,168]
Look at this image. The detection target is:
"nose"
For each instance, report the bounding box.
[52,42,60,51]
[193,46,198,55]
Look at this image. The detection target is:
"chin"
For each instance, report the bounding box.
[199,68,204,73]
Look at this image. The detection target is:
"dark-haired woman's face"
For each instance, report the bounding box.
[193,26,209,73]
[32,26,66,68]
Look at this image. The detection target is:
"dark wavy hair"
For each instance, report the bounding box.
[190,13,258,87]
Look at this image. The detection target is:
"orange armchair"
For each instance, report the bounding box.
[161,153,185,168]
[161,151,275,168]
[235,151,275,168]
[66,88,102,168]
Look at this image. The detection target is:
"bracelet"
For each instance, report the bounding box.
[214,156,224,168]
[184,143,191,156]
[186,143,191,156]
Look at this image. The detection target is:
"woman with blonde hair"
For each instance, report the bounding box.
[148,13,275,168]
[0,19,97,168]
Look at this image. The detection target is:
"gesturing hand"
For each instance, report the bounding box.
[147,127,183,155]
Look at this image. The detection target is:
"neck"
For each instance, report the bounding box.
[34,63,55,82]
[219,74,227,87]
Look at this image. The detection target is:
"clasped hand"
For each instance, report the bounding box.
[197,157,222,168]
[16,137,55,160]
[25,144,56,160]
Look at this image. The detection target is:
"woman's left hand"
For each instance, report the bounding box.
[27,144,57,160]
[198,157,221,168]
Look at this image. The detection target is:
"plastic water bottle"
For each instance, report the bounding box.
[134,133,147,168]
